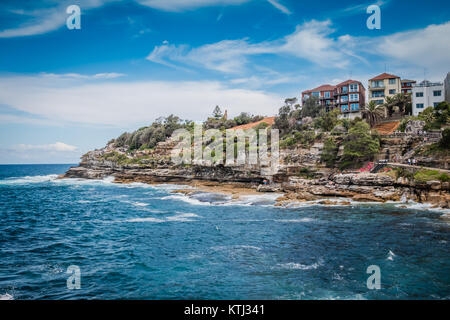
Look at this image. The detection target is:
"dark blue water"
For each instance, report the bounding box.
[0,164,449,300]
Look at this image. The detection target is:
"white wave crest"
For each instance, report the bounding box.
[277,218,315,223]
[125,212,200,223]
[387,250,396,261]
[0,174,58,185]
[0,293,14,300]
[277,261,322,270]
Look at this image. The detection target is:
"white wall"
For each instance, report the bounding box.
[412,83,445,116]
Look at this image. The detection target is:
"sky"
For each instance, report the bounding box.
[0,0,449,164]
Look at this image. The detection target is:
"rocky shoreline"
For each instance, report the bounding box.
[62,162,450,209]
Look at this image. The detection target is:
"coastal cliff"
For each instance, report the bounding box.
[63,135,450,209]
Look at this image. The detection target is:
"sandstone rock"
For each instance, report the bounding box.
[426,180,441,190]
[352,194,384,202]
[257,184,281,192]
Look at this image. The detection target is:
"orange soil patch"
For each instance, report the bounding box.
[373,121,400,135]
[229,117,276,130]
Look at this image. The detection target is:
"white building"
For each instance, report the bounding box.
[412,80,445,116]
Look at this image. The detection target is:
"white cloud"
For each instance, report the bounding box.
[41,72,126,79]
[0,74,282,126]
[136,0,249,12]
[14,142,78,152]
[372,22,450,78]
[267,0,291,15]
[147,20,355,73]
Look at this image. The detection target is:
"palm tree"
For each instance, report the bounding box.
[383,96,396,117]
[393,93,412,115]
[362,101,385,127]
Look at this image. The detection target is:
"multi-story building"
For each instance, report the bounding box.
[334,80,365,119]
[445,72,450,103]
[301,84,336,111]
[412,80,445,116]
[401,79,416,94]
[301,80,365,119]
[368,73,401,105]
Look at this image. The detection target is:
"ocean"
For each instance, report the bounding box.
[0,164,449,300]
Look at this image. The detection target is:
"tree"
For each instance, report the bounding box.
[342,121,380,166]
[301,96,321,118]
[274,105,292,135]
[213,106,223,119]
[383,96,396,117]
[439,128,450,149]
[314,109,340,132]
[321,137,339,167]
[418,107,436,130]
[361,101,385,127]
[394,93,412,115]
[433,101,450,126]
[284,97,298,109]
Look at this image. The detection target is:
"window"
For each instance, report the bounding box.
[433,90,442,96]
[341,95,348,102]
[416,92,424,97]
[416,103,424,109]
[372,81,384,88]
[389,78,396,85]
[372,91,385,98]
[341,105,349,112]
[324,91,330,98]
[350,103,359,111]
[349,84,358,92]
[350,94,359,101]
[389,89,396,95]
[341,86,348,93]
[434,102,439,107]
[375,100,384,105]
[312,91,320,97]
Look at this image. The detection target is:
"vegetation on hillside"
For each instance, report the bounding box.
[113,115,193,150]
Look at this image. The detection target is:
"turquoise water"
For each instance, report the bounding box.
[0,164,449,300]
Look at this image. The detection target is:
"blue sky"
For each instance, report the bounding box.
[0,0,449,163]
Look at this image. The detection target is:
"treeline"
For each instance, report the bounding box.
[110,106,266,151]
[113,115,193,150]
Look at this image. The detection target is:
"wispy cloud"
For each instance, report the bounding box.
[337,0,390,16]
[14,142,78,152]
[40,72,126,80]
[147,20,356,74]
[135,0,250,12]
[0,0,114,38]
[267,0,291,15]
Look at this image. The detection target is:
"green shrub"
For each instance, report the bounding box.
[414,169,449,183]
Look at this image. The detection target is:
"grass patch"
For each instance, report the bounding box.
[414,169,450,183]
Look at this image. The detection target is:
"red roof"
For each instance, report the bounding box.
[369,73,400,81]
[302,84,336,94]
[336,79,365,89]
